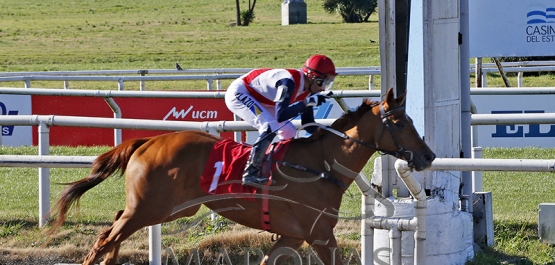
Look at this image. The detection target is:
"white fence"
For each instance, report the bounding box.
[469,61,555,87]
[2,115,555,265]
[3,86,555,147]
[0,115,555,265]
[0,61,554,90]
[0,67,381,90]
[2,109,555,265]
[1,86,554,223]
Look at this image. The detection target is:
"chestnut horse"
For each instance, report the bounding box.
[48,88,435,265]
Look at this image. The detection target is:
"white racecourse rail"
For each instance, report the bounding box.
[1,62,554,88]
[1,88,555,264]
[1,118,555,265]
[1,143,554,265]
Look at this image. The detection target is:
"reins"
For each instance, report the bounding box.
[277,101,415,190]
[300,102,413,163]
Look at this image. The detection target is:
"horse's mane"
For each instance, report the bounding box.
[295,99,379,143]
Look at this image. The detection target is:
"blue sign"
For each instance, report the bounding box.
[491,110,555,138]
[0,102,18,136]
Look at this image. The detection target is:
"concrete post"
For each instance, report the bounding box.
[372,0,475,263]
[281,0,307,26]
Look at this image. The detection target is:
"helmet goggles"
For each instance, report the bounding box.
[314,75,335,91]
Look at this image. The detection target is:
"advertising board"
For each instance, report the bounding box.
[0,95,32,146]
[471,94,555,147]
[469,0,555,57]
[30,95,235,146]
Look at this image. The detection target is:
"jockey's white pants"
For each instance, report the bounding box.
[225,79,296,140]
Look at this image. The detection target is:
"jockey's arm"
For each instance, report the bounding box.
[275,78,308,122]
[300,108,317,134]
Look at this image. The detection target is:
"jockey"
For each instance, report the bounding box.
[224,54,338,186]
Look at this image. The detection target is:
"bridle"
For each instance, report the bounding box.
[377,102,415,164]
[308,102,415,165]
[283,102,417,190]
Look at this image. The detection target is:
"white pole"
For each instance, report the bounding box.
[103,97,122,146]
[354,174,375,264]
[395,160,427,264]
[414,200,427,265]
[149,224,162,265]
[207,78,213,90]
[472,147,483,192]
[361,195,374,264]
[389,228,402,265]
[38,122,50,227]
[430,158,555,172]
[118,79,124,90]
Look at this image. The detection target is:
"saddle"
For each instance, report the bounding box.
[199,138,291,196]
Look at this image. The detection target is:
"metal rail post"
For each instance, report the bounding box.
[38,122,50,227]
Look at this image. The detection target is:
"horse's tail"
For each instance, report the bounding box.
[46,137,151,235]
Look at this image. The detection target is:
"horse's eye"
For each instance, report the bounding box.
[395,121,404,129]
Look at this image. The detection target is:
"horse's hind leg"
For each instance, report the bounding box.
[83,224,117,265]
[82,210,158,265]
[82,197,202,265]
[101,210,124,265]
[262,236,305,265]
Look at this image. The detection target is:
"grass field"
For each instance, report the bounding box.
[1,147,555,264]
[2,0,555,264]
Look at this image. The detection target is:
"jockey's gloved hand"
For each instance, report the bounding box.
[305,91,332,107]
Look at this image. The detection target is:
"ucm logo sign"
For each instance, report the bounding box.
[491,110,555,138]
[163,106,218,120]
[0,102,18,136]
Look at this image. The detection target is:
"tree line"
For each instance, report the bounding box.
[234,0,377,26]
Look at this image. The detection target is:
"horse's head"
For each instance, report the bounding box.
[371,88,436,171]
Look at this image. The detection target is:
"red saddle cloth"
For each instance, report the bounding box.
[200,138,290,195]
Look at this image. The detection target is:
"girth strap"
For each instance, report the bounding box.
[279,161,349,190]
[260,143,277,232]
[261,187,271,232]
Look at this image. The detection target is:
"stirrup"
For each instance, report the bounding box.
[242,175,270,186]
[242,167,270,186]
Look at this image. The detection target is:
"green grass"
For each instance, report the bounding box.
[469,148,555,265]
[0,0,381,91]
[1,0,380,69]
[1,147,555,264]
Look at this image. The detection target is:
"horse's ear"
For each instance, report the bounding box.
[385,88,406,107]
[385,88,394,104]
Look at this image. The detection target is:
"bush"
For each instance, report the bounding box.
[240,10,255,26]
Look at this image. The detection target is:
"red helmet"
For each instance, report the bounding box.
[302,54,338,79]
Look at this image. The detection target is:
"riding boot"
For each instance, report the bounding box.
[242,129,276,186]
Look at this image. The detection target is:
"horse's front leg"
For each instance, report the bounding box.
[309,235,343,265]
[262,235,305,265]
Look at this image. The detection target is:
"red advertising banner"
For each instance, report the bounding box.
[32,94,236,146]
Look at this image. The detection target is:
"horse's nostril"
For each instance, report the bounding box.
[425,152,436,162]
